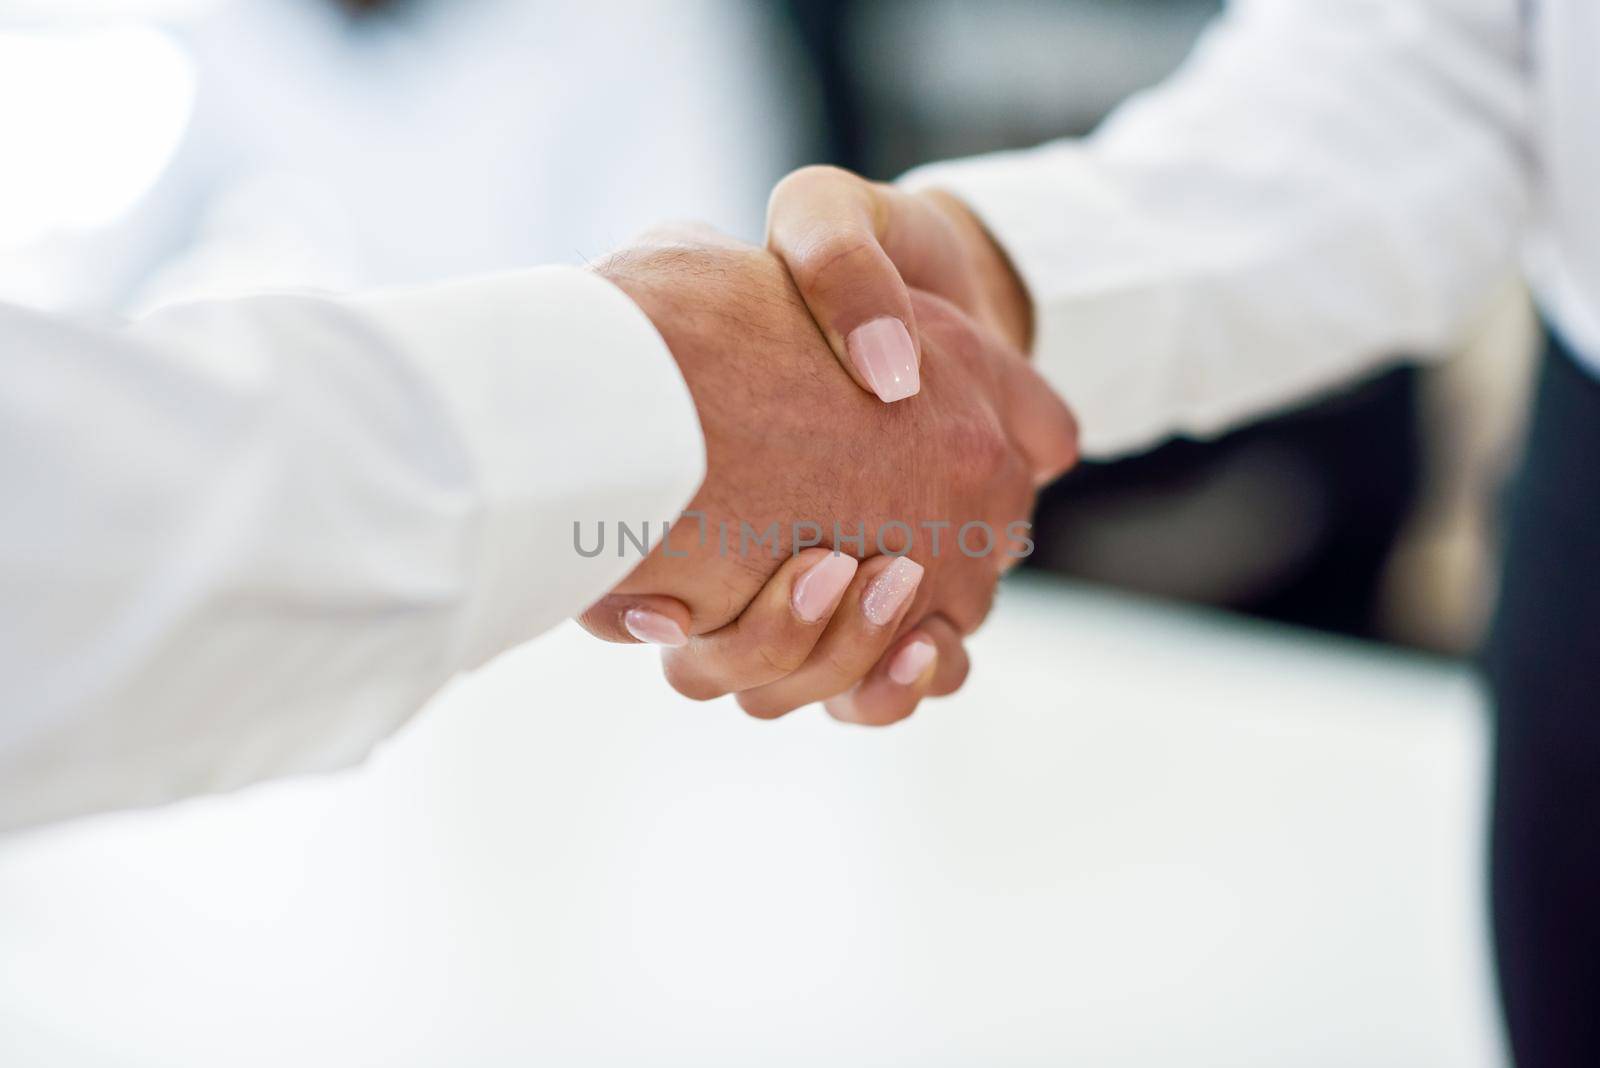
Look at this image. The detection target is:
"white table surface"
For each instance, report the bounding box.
[0,575,1505,1067]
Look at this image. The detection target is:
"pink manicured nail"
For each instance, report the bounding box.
[888,638,938,686]
[860,557,924,626]
[792,553,859,623]
[624,608,687,647]
[845,317,920,402]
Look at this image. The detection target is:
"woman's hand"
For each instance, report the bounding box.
[583,549,969,728]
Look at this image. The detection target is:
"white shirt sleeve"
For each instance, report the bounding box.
[904,0,1532,459]
[0,266,705,831]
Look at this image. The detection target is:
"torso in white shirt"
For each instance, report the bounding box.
[1525,0,1600,369]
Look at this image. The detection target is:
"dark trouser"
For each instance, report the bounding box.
[1485,330,1600,1067]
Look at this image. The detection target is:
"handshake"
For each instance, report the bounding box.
[578,167,1080,726]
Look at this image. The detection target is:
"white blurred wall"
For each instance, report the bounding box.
[0,0,800,314]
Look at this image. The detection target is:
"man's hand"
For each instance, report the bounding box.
[579,232,1075,720]
[766,164,1035,403]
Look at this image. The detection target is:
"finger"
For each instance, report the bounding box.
[994,347,1080,486]
[606,520,774,638]
[917,614,972,697]
[658,549,858,701]
[577,593,692,647]
[735,555,925,719]
[831,615,970,724]
[767,166,926,403]
[823,613,971,727]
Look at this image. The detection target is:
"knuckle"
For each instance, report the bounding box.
[948,657,972,692]
[825,693,915,727]
[698,562,773,632]
[1001,454,1038,508]
[754,638,810,679]
[863,701,919,728]
[822,645,872,686]
[948,415,1011,486]
[973,587,1000,630]
[932,656,972,697]
[918,297,983,357]
[662,657,726,703]
[772,164,853,205]
[951,577,1000,636]
[791,230,878,296]
[737,691,796,720]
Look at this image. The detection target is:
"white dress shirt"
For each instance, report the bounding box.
[0,0,783,832]
[0,269,703,830]
[909,0,1595,460]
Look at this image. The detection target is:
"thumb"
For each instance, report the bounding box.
[766,166,924,403]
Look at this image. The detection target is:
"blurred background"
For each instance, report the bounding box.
[0,0,1525,1063]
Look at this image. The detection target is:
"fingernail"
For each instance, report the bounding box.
[861,557,924,626]
[846,317,920,402]
[792,553,859,623]
[624,608,687,647]
[888,638,938,686]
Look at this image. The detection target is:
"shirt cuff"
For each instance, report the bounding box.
[349,266,705,670]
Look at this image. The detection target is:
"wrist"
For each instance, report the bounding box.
[920,189,1034,354]
[590,246,719,411]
